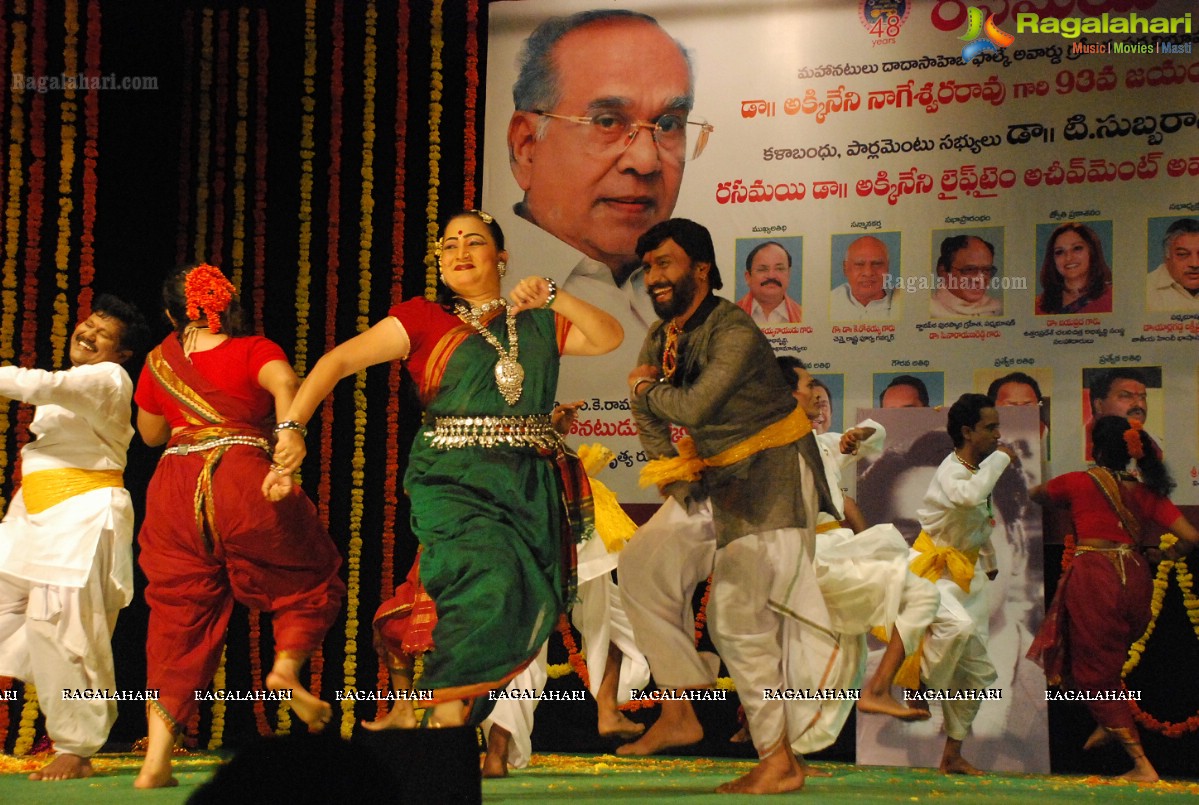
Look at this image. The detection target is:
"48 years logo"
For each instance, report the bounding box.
[859,0,913,46]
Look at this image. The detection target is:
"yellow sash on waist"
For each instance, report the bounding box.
[883,533,981,690]
[816,520,841,534]
[21,468,124,515]
[909,531,978,593]
[639,406,812,488]
[577,443,637,554]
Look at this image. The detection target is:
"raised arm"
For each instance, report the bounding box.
[271,317,410,476]
[508,276,623,357]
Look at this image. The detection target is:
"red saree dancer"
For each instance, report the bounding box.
[134,264,344,788]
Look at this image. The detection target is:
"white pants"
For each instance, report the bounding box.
[919,570,998,740]
[788,526,941,754]
[708,456,836,758]
[0,546,121,757]
[482,641,548,769]
[618,497,717,690]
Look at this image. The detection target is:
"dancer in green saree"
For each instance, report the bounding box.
[267,209,622,728]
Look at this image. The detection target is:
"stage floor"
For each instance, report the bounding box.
[2,752,1198,803]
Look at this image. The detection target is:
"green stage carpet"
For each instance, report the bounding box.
[2,752,1198,803]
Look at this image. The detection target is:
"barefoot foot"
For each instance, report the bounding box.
[267,669,332,732]
[1083,725,1114,751]
[615,701,702,756]
[360,700,417,731]
[30,754,94,781]
[940,756,984,775]
[716,747,805,794]
[133,763,178,790]
[481,725,510,778]
[857,690,932,721]
[598,709,645,741]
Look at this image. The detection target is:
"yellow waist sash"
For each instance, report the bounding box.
[816,520,841,534]
[639,406,812,489]
[909,531,978,593]
[21,468,124,515]
[882,532,980,690]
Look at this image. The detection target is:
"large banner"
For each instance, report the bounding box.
[483,0,1198,506]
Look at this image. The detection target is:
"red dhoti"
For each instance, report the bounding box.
[1030,547,1150,735]
[139,444,344,730]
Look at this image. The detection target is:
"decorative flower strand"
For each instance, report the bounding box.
[50,0,79,370]
[423,0,444,299]
[193,9,214,263]
[1122,533,1199,735]
[174,8,195,266]
[293,0,318,375]
[379,0,410,711]
[208,646,227,749]
[78,0,102,316]
[462,0,479,205]
[340,0,377,739]
[14,0,49,488]
[229,7,250,292]
[0,9,28,521]
[208,9,230,267]
[251,8,268,330]
[247,610,271,736]
[318,0,345,529]
[13,683,39,756]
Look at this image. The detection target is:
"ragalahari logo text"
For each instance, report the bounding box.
[958,7,1015,62]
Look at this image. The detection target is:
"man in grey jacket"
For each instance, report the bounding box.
[618,219,837,794]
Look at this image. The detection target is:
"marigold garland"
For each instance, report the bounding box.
[193,9,213,263]
[317,0,345,530]
[78,0,101,316]
[184,263,235,331]
[378,0,410,714]
[0,11,25,520]
[208,646,227,749]
[50,0,80,371]
[1120,533,1199,736]
[247,610,270,735]
[174,9,195,266]
[293,0,317,375]
[340,0,377,739]
[462,0,479,205]
[251,9,268,329]
[229,8,250,292]
[423,0,444,299]
[13,683,38,756]
[208,10,230,267]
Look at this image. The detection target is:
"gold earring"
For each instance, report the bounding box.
[497,261,507,278]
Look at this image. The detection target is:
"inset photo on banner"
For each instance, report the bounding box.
[928,227,1007,318]
[1081,365,1162,461]
[1033,221,1114,315]
[811,371,844,435]
[975,366,1052,460]
[1146,215,1199,312]
[873,371,944,409]
[830,231,902,321]
[734,236,803,326]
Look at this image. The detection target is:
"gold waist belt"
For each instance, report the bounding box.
[1076,544,1137,585]
[22,468,124,514]
[426,415,560,450]
[162,435,271,456]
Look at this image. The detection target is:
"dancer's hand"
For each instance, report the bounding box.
[262,467,294,502]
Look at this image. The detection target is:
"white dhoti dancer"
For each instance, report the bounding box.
[0,300,141,781]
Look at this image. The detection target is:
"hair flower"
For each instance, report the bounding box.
[185,263,236,332]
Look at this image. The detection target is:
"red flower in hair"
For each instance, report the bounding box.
[1124,419,1144,460]
[185,264,235,332]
